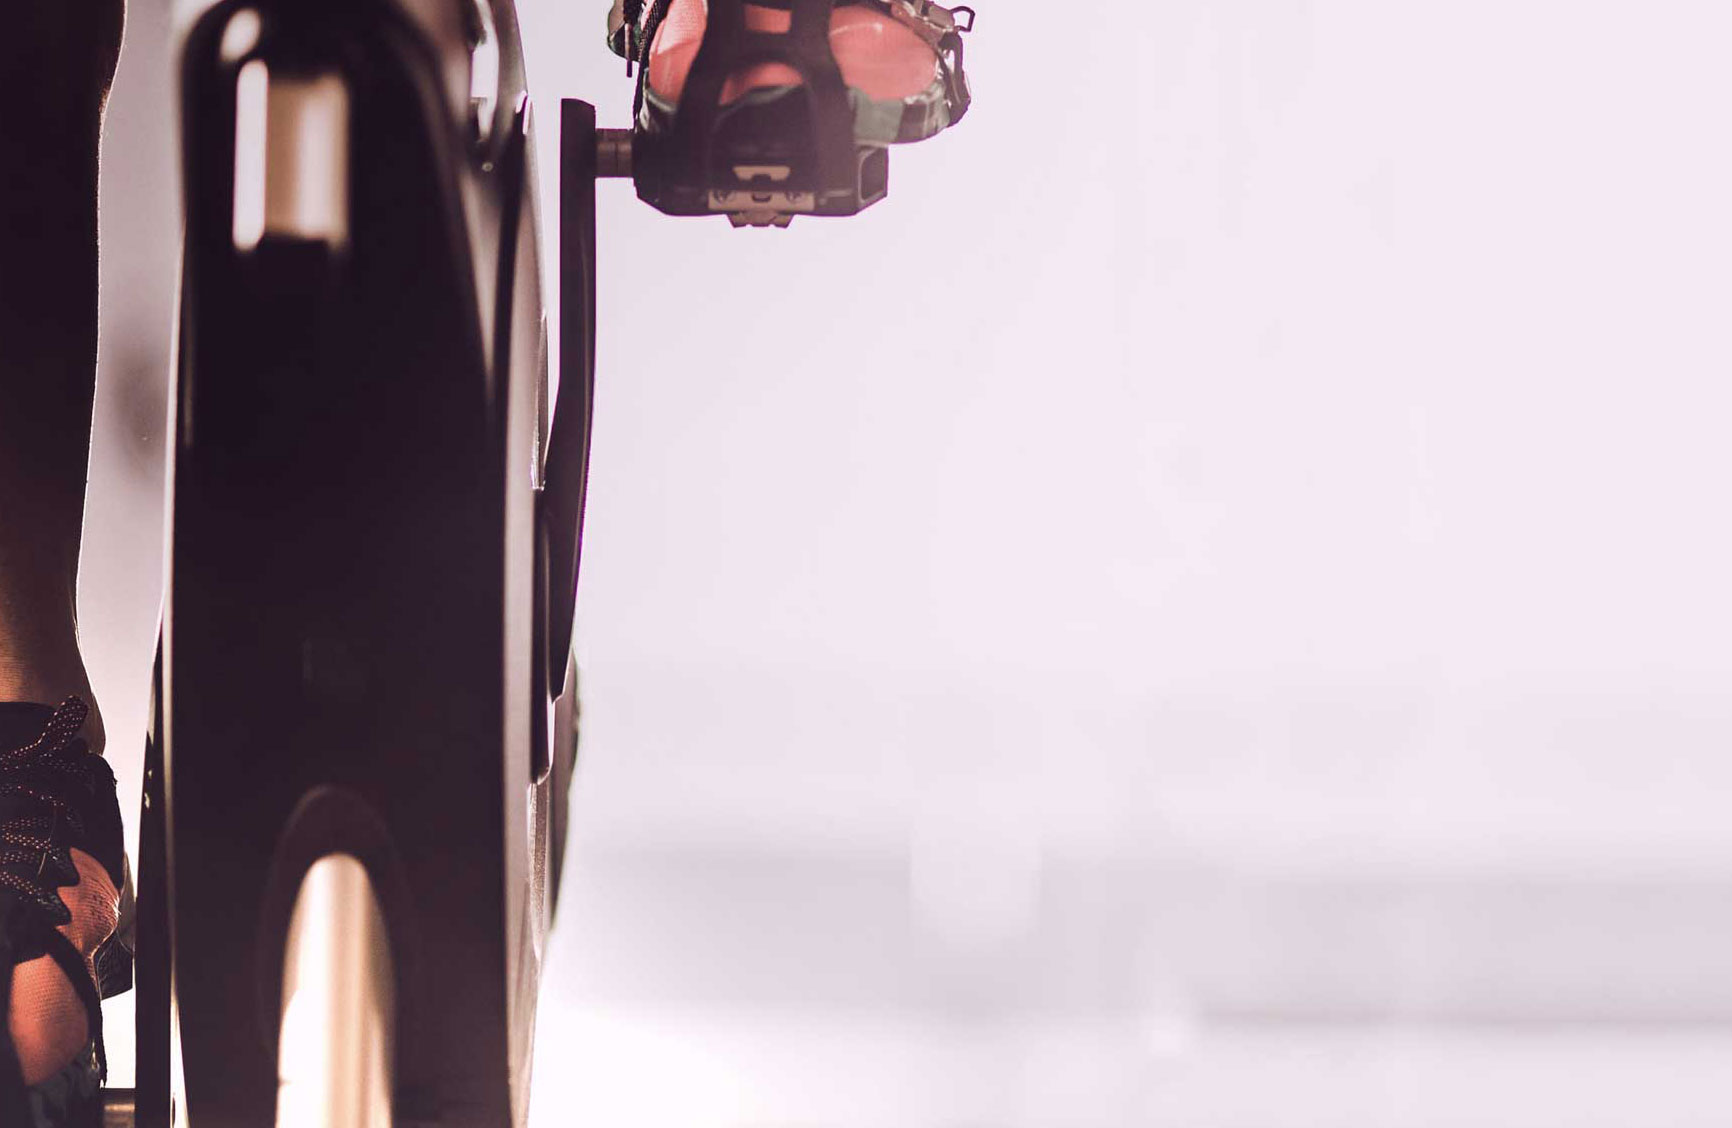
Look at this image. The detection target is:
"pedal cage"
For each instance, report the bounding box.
[631,0,889,224]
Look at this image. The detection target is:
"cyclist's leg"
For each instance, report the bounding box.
[0,0,124,753]
[0,0,127,1101]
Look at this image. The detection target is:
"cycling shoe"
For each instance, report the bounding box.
[0,699,128,1126]
[610,0,973,145]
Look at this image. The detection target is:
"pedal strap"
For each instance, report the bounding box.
[36,927,105,1084]
[657,0,858,192]
[0,922,27,1126]
[0,907,107,1125]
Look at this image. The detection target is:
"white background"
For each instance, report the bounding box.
[85,2,1732,1124]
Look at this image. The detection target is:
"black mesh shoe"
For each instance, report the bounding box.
[0,699,129,1127]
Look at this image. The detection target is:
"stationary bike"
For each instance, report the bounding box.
[97,1,969,1124]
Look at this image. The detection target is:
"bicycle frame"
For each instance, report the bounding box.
[125,0,590,1123]
[107,0,954,1120]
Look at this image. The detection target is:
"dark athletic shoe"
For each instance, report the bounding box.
[0,699,129,1127]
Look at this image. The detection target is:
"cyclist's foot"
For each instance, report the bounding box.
[0,698,126,1125]
[614,0,972,145]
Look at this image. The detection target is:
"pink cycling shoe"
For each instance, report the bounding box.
[608,0,973,146]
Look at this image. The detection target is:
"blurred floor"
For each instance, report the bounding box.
[532,1010,1732,1128]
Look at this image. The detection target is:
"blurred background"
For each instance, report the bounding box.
[84,1,1732,1124]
